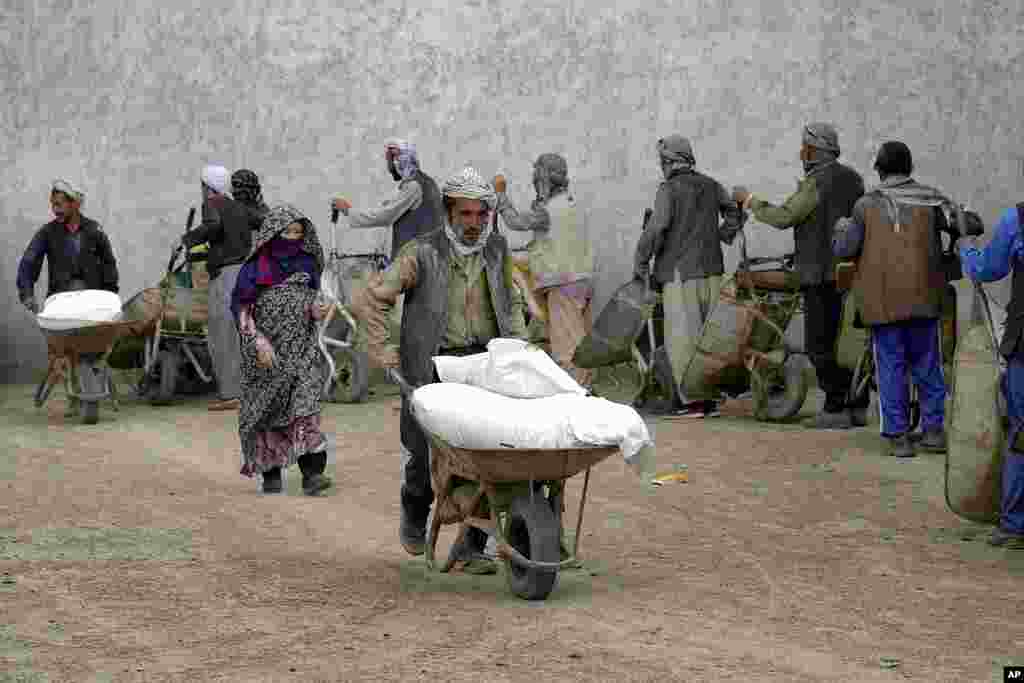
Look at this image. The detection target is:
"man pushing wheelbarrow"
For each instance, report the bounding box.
[348,166,531,573]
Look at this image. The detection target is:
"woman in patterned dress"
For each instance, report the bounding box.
[230,204,334,495]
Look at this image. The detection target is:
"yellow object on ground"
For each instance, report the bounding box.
[653,471,689,484]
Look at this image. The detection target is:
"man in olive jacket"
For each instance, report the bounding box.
[833,141,956,457]
[735,123,865,429]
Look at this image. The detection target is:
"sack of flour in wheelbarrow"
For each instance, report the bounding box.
[573,278,658,369]
[410,382,653,463]
[37,290,123,331]
[433,338,586,398]
[946,311,1005,524]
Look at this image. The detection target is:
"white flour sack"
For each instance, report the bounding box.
[432,338,586,399]
[37,290,123,331]
[410,382,653,463]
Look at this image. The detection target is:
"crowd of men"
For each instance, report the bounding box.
[15,125,1024,553]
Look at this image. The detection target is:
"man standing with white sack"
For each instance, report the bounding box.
[350,167,528,572]
[17,179,120,417]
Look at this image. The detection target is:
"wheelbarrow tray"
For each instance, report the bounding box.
[425,431,618,484]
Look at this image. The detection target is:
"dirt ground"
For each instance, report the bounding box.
[1,368,1022,683]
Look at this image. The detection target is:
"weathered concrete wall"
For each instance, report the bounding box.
[3,1,1022,381]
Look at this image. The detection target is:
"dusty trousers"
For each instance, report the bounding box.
[544,285,593,388]
[663,275,723,401]
[208,263,243,400]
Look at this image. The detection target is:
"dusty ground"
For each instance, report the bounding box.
[1,368,1022,683]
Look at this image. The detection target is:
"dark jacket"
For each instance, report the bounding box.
[399,229,520,388]
[1001,204,1024,358]
[392,170,445,259]
[635,168,745,284]
[17,215,119,298]
[183,194,263,278]
[753,161,864,286]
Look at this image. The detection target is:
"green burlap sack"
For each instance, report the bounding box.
[573,279,657,369]
[946,322,1004,524]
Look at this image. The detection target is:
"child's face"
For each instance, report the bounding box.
[282,221,305,241]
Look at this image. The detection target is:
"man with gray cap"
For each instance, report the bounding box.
[634,135,746,418]
[182,164,263,411]
[332,140,445,259]
[734,123,866,429]
[349,166,527,572]
[492,153,595,389]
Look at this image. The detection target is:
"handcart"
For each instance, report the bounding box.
[33,287,164,424]
[389,369,618,601]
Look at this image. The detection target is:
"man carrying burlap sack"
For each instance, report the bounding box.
[349,167,528,572]
[633,135,746,418]
[958,203,1024,548]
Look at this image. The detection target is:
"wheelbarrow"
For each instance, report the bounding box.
[388,369,618,600]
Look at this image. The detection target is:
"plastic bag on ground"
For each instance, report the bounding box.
[410,382,653,463]
[37,290,123,331]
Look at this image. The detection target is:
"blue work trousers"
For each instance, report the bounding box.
[1000,358,1024,534]
[872,318,946,437]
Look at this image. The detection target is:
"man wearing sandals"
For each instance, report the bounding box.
[351,167,528,573]
[16,179,119,417]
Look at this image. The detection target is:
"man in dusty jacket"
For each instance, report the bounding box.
[834,141,957,457]
[634,135,746,418]
[735,123,866,429]
[350,167,527,573]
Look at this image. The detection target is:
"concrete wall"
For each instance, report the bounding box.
[3,1,1022,381]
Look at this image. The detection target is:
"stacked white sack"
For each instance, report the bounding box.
[37,290,123,331]
[410,382,653,464]
[433,338,587,398]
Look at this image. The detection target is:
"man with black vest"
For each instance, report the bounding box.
[349,167,528,572]
[331,139,445,259]
[17,179,119,416]
[958,203,1024,548]
[734,123,866,429]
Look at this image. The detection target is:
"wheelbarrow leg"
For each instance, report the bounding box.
[425,474,454,572]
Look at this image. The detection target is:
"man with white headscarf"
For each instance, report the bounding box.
[182,164,263,411]
[332,140,445,259]
[350,166,527,572]
[17,179,120,417]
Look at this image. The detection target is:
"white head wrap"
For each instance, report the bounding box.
[386,139,419,180]
[51,178,85,204]
[442,166,496,256]
[201,165,230,195]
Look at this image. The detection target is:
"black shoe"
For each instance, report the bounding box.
[298,452,332,496]
[399,508,426,556]
[916,429,948,454]
[988,527,1024,548]
[262,467,283,494]
[802,411,853,430]
[886,434,916,458]
[849,405,869,427]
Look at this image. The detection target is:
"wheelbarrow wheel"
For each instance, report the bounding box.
[505,494,560,600]
[754,354,810,422]
[150,349,179,406]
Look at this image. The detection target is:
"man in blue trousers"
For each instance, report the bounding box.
[833,142,957,457]
[958,204,1024,548]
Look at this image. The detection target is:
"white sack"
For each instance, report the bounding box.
[410,382,653,463]
[431,338,586,399]
[37,290,123,331]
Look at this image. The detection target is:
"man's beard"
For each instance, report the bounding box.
[388,161,402,182]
